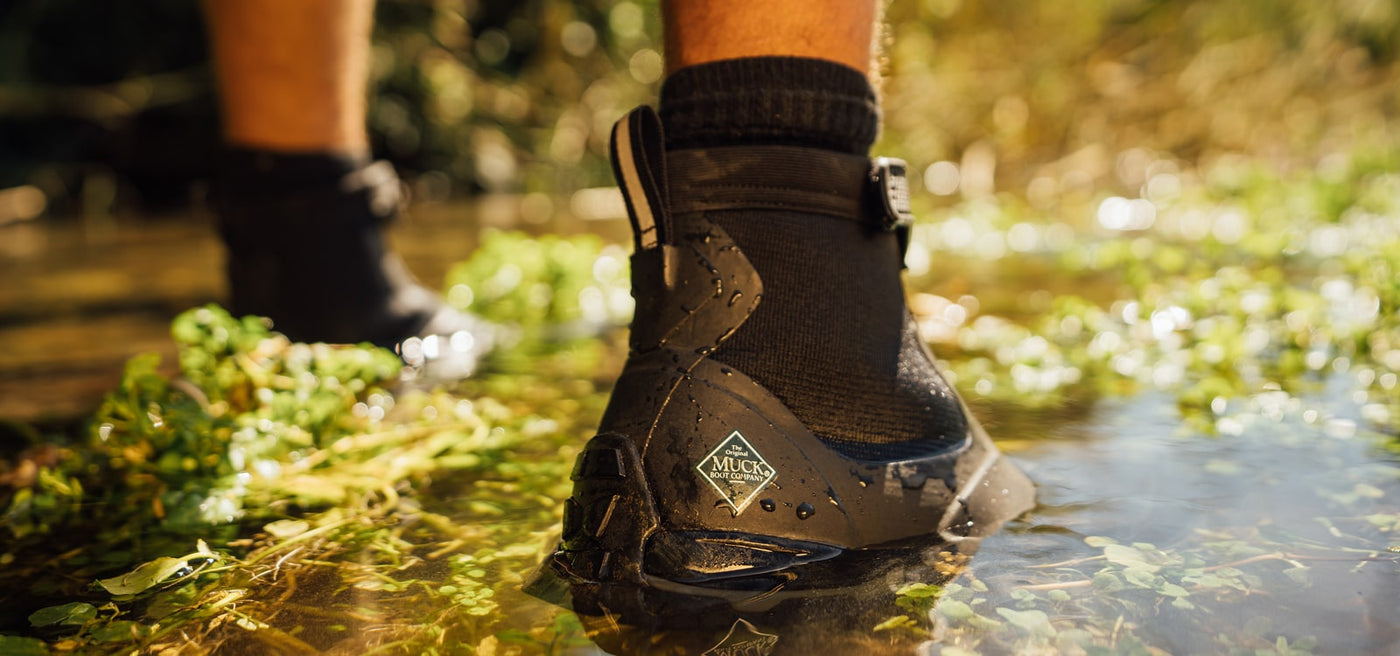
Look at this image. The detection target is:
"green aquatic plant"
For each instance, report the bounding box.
[2,305,406,540]
[909,149,1400,440]
[443,230,633,331]
[4,156,1400,653]
[0,229,633,651]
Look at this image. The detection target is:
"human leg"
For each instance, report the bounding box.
[662,0,878,74]
[201,0,482,351]
[203,0,372,153]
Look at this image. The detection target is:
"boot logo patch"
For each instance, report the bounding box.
[697,430,777,515]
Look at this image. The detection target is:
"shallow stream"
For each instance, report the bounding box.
[3,162,1400,654]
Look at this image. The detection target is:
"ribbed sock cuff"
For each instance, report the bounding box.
[220,148,371,201]
[659,56,879,155]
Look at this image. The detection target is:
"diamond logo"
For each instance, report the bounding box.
[696,430,777,515]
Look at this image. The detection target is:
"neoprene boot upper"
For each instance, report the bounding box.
[547,108,1034,596]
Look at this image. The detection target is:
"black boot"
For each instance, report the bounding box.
[537,107,1034,626]
[213,152,491,365]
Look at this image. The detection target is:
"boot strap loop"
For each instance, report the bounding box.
[870,157,915,231]
[610,107,672,251]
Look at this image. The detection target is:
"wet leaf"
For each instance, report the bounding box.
[0,636,48,655]
[896,582,942,613]
[1186,573,1225,588]
[995,607,1056,638]
[98,556,194,595]
[938,600,976,621]
[873,614,921,633]
[1010,588,1038,609]
[1282,566,1310,586]
[897,582,942,599]
[27,602,96,628]
[87,620,150,643]
[967,614,1004,631]
[1104,544,1158,572]
[1156,582,1190,598]
[1123,567,1158,588]
[1092,571,1125,593]
[263,519,310,538]
[1057,628,1094,647]
[97,542,217,596]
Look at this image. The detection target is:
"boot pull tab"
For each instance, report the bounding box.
[610,106,673,252]
[869,157,916,267]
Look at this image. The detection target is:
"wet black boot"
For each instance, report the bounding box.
[214,152,489,357]
[536,107,1034,630]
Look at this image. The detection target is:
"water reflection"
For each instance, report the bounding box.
[500,370,1400,655]
[531,544,965,655]
[526,425,1036,655]
[932,380,1400,654]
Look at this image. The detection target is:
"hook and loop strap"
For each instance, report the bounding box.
[610,106,672,251]
[665,146,918,266]
[666,147,915,233]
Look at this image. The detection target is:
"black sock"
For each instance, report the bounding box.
[660,56,880,155]
[660,57,967,459]
[218,148,372,202]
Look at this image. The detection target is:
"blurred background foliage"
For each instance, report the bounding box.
[0,0,1396,217]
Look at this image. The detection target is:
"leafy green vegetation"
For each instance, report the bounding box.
[0,289,612,652]
[910,148,1400,436]
[4,150,1399,651]
[2,1,1399,653]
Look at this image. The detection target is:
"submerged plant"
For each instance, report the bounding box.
[3,156,1400,653]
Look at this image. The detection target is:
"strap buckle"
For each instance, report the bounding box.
[869,157,915,231]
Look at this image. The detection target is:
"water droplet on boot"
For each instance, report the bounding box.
[760,499,776,512]
[850,468,874,487]
[728,290,743,306]
[795,502,815,520]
